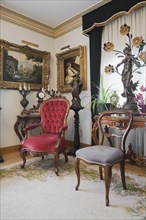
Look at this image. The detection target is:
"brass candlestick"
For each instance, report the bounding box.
[47,84,59,97]
[19,82,30,113]
[48,89,59,97]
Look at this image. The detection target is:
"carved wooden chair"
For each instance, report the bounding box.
[74,108,133,206]
[19,95,70,175]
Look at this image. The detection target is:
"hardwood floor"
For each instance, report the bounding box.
[0,151,31,167]
[0,150,146,177]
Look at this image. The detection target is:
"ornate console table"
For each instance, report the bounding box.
[92,114,146,165]
[14,114,41,142]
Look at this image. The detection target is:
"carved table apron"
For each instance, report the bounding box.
[92,114,146,165]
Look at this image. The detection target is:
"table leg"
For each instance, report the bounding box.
[0,154,4,163]
[14,120,23,141]
[126,143,146,165]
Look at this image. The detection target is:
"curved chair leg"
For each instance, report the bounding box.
[99,166,103,180]
[63,150,68,163]
[74,157,80,190]
[20,148,28,168]
[120,160,126,189]
[104,166,112,206]
[54,152,59,176]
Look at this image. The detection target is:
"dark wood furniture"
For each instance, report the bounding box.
[92,113,146,165]
[14,114,41,142]
[0,155,4,163]
[74,109,133,206]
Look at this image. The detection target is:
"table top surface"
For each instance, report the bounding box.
[17,113,40,117]
[94,113,146,120]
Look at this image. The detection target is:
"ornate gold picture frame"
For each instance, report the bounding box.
[0,39,51,90]
[56,45,87,93]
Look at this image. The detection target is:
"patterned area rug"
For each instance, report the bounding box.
[0,155,146,220]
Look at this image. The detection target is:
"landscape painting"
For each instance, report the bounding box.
[0,39,51,90]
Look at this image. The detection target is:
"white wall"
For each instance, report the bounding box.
[0,19,92,148]
[54,26,92,145]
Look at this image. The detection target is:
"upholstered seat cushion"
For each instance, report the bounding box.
[76,145,124,166]
[22,133,66,153]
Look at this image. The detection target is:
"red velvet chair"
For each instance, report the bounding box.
[19,95,70,175]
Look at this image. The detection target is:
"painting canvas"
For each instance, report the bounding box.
[0,39,51,90]
[56,45,87,93]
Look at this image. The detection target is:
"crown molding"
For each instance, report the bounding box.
[0,1,111,38]
[54,17,82,38]
[0,6,81,38]
[0,6,55,37]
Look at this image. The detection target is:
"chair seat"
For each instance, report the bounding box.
[76,145,124,166]
[22,133,66,153]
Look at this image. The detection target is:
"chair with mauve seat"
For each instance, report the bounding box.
[19,95,70,175]
[74,108,133,206]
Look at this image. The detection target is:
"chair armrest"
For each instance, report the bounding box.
[58,125,68,136]
[59,125,68,132]
[23,122,41,132]
[20,122,41,140]
[22,122,41,140]
[54,125,68,149]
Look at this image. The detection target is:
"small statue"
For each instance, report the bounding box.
[116,46,141,99]
[70,72,83,109]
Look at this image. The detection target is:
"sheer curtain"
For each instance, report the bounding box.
[101,6,146,156]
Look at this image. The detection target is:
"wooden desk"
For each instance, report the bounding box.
[92,114,146,165]
[14,114,41,142]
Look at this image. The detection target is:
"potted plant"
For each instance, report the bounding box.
[91,76,117,114]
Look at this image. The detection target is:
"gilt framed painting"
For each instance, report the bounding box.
[56,45,87,93]
[0,39,51,90]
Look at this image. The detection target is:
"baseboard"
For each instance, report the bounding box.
[0,141,89,155]
[0,145,19,154]
[66,140,89,151]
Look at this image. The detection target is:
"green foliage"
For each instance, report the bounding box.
[91,76,113,114]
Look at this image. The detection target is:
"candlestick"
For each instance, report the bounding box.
[47,89,59,97]
[18,82,30,114]
[23,82,27,90]
[47,84,50,91]
[28,84,30,91]
[19,83,22,91]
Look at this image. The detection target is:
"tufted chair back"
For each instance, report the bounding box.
[40,97,69,134]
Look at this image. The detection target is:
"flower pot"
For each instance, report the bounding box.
[96,103,112,114]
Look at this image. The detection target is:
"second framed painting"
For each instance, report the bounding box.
[56,45,87,93]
